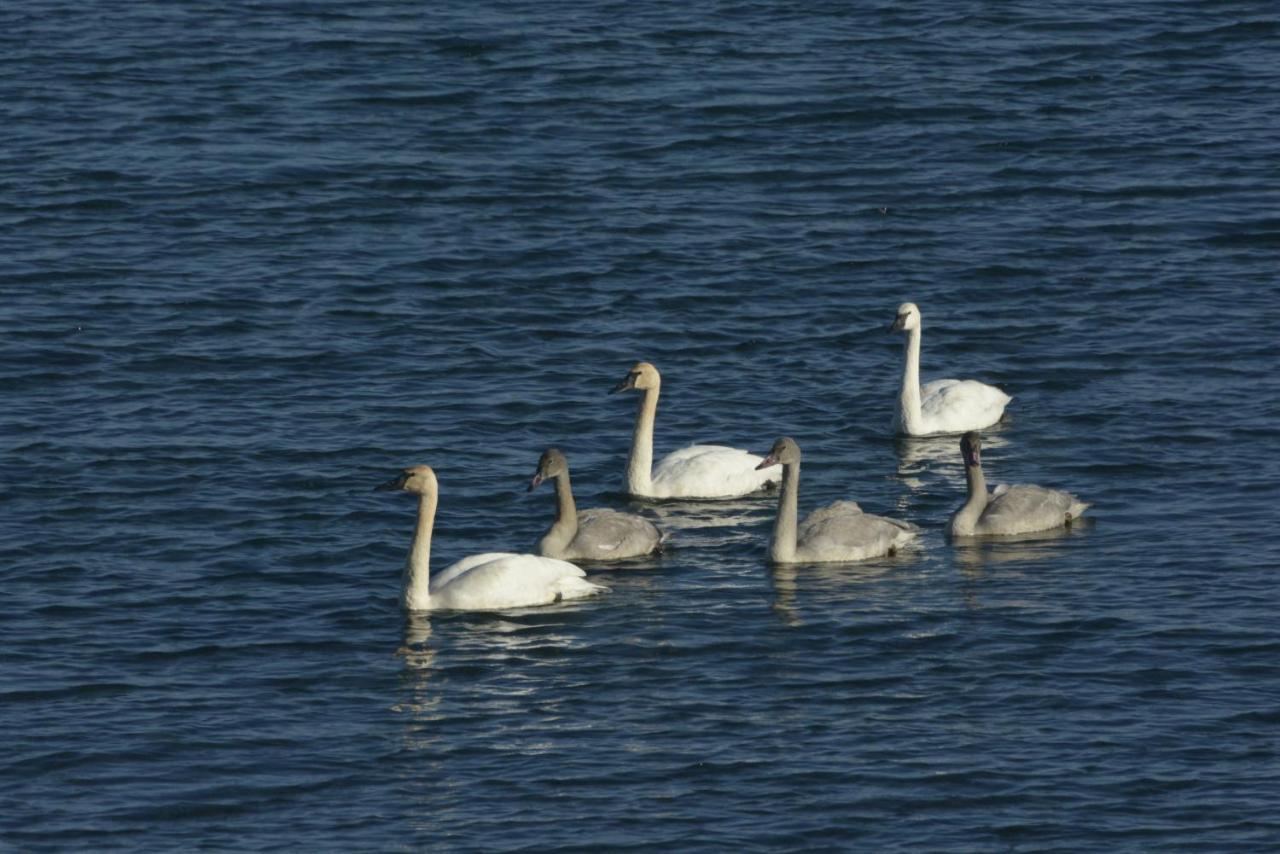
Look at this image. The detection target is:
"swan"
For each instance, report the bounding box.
[947,432,1090,537]
[529,448,664,561]
[755,437,919,563]
[611,361,781,499]
[889,302,1011,436]
[375,465,606,611]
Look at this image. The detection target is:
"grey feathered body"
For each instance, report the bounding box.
[545,507,662,561]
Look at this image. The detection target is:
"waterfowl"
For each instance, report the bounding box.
[889,302,1011,436]
[947,432,1089,537]
[756,437,918,563]
[611,361,780,499]
[529,448,663,561]
[376,465,606,611]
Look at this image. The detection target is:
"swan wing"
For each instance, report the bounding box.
[980,484,1088,535]
[573,509,662,560]
[918,378,1011,434]
[432,554,607,611]
[650,444,780,499]
[796,500,919,562]
[430,552,514,592]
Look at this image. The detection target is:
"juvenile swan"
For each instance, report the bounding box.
[376,465,606,611]
[947,432,1090,537]
[529,448,663,561]
[612,361,780,499]
[889,302,1011,436]
[756,437,919,563]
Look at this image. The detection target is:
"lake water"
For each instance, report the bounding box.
[3,1,1279,850]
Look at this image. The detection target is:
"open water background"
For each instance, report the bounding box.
[2,1,1279,850]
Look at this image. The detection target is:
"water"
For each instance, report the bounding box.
[3,1,1279,850]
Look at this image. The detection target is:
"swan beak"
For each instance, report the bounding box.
[375,475,406,492]
[755,454,779,470]
[528,473,544,492]
[889,314,906,332]
[611,372,637,394]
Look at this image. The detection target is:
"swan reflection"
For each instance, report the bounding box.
[638,496,774,549]
[951,521,1089,571]
[767,551,916,626]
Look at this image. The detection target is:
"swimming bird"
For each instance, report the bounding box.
[947,432,1089,537]
[529,448,663,561]
[755,437,919,563]
[611,361,780,499]
[889,302,1011,436]
[376,465,606,611]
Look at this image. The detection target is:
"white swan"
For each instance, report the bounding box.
[756,437,919,563]
[611,361,781,499]
[889,302,1011,436]
[376,465,606,611]
[948,432,1089,537]
[529,448,664,561]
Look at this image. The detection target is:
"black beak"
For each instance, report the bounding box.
[528,472,544,492]
[889,314,906,332]
[755,454,779,471]
[611,372,636,394]
[375,475,406,492]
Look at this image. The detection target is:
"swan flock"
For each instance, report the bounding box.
[376,303,1087,612]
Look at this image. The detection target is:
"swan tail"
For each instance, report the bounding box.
[556,575,609,601]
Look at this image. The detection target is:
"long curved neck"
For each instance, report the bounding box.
[898,325,923,433]
[626,383,659,494]
[951,463,988,536]
[540,470,579,553]
[769,461,800,562]
[402,492,436,609]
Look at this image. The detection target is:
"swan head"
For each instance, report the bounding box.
[529,447,569,491]
[375,464,438,496]
[960,432,982,469]
[611,361,660,394]
[756,436,801,469]
[889,302,921,333]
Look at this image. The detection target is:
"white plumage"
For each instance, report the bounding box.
[612,362,780,499]
[377,466,607,612]
[890,303,1011,436]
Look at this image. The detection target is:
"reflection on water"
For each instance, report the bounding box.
[393,613,439,721]
[951,521,1088,570]
[894,433,1010,481]
[892,432,1011,517]
[768,551,916,626]
[639,496,775,549]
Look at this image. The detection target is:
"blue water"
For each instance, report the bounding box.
[4,1,1279,850]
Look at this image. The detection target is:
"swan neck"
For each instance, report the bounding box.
[540,471,578,554]
[403,492,436,608]
[770,461,800,562]
[952,463,987,536]
[899,325,923,432]
[626,384,659,494]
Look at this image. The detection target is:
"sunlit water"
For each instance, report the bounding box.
[3,1,1278,850]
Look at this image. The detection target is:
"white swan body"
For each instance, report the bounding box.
[890,303,1011,436]
[948,432,1089,538]
[377,465,606,611]
[530,448,663,561]
[613,362,780,499]
[758,437,919,563]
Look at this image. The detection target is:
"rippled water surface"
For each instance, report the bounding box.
[3,1,1279,850]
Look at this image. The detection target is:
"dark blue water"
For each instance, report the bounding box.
[4,1,1279,850]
